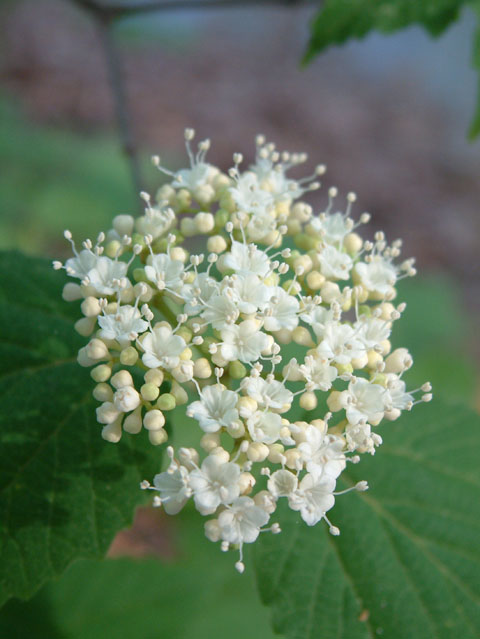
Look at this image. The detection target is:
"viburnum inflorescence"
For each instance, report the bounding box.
[55,130,432,573]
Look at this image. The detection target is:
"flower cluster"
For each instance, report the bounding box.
[55,130,432,572]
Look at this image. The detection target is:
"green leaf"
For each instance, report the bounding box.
[0,506,277,639]
[0,251,160,607]
[304,0,466,64]
[393,276,476,402]
[254,400,480,639]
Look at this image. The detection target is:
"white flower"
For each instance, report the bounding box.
[288,473,336,526]
[98,305,149,346]
[141,325,186,370]
[145,254,184,293]
[345,422,382,454]
[354,316,391,350]
[217,496,269,544]
[220,320,270,363]
[221,241,270,278]
[87,257,129,295]
[317,322,364,365]
[172,162,214,190]
[136,206,174,239]
[267,469,298,498]
[189,455,241,515]
[310,212,350,244]
[300,306,334,339]
[65,249,98,280]
[263,287,299,332]
[113,386,141,413]
[340,378,387,426]
[385,374,413,410]
[187,385,239,433]
[247,410,283,444]
[230,274,271,315]
[229,172,274,216]
[300,354,338,392]
[182,272,217,316]
[250,157,297,201]
[318,245,353,280]
[244,376,293,411]
[201,292,239,330]
[297,425,346,479]
[246,209,277,241]
[153,465,191,515]
[354,257,397,297]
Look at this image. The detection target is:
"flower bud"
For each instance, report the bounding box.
[141,383,160,402]
[175,188,192,210]
[120,346,139,366]
[343,232,362,254]
[75,317,96,337]
[101,419,122,443]
[171,381,188,405]
[385,348,412,373]
[237,396,258,419]
[143,409,165,431]
[239,472,256,495]
[148,429,168,446]
[77,346,97,367]
[292,327,315,347]
[253,490,276,514]
[62,282,82,302]
[123,408,143,434]
[86,338,109,361]
[111,370,134,389]
[156,393,176,411]
[226,420,245,438]
[327,390,343,412]
[114,386,141,412]
[194,211,215,233]
[93,383,113,402]
[91,364,112,382]
[268,443,285,464]
[113,214,134,236]
[247,442,269,462]
[144,369,164,387]
[207,235,227,253]
[200,432,220,452]
[284,449,301,470]
[96,402,120,424]
[299,391,317,411]
[320,281,341,303]
[205,519,221,542]
[193,358,212,379]
[81,296,101,318]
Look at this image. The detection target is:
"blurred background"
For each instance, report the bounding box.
[0,1,478,636]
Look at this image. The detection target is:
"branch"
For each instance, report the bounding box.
[74,0,309,20]
[95,13,144,206]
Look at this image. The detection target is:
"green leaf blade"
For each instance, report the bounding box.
[254,400,480,639]
[0,251,160,606]
[303,0,466,65]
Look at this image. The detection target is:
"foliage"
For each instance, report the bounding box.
[254,399,480,638]
[303,0,480,139]
[0,506,276,639]
[0,251,161,606]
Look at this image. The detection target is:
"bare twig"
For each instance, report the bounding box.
[72,0,310,201]
[95,13,144,205]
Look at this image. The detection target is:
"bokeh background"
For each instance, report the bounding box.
[0,1,478,637]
